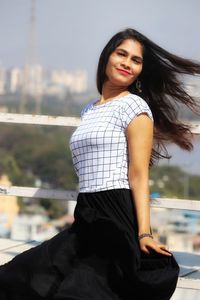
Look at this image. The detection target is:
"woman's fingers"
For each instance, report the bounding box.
[140,245,150,254]
[152,244,172,256]
[159,245,172,256]
[140,239,172,256]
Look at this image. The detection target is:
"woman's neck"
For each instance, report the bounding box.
[100,83,130,103]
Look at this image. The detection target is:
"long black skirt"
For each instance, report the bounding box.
[0,189,179,299]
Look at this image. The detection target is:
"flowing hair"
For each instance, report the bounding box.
[96,28,200,165]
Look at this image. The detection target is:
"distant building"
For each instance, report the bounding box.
[3,65,88,96]
[151,207,200,253]
[22,64,43,95]
[0,174,19,235]
[11,214,58,241]
[167,232,194,252]
[193,233,200,252]
[0,66,5,95]
[70,70,87,93]
[9,67,23,93]
[48,69,87,95]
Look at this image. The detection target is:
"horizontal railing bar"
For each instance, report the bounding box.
[0,113,199,134]
[0,113,80,127]
[151,198,200,211]
[0,185,200,211]
[0,185,77,201]
[177,277,200,290]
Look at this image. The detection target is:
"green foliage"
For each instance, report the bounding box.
[17,197,26,212]
[0,149,22,184]
[150,165,200,200]
[0,124,78,189]
[188,175,200,199]
[39,198,67,219]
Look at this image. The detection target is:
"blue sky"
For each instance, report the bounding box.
[1,0,200,86]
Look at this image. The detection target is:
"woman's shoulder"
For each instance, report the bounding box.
[80,100,96,118]
[121,93,150,109]
[120,93,153,123]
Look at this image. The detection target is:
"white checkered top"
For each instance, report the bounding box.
[69,94,153,192]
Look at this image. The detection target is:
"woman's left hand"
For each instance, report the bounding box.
[139,237,172,256]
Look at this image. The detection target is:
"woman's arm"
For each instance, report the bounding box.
[126,113,171,256]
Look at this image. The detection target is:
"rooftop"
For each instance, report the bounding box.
[0,238,200,300]
[0,112,200,300]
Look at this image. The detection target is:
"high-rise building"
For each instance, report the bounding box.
[71,70,87,93]
[4,66,88,97]
[0,66,5,95]
[22,64,43,95]
[49,69,87,94]
[9,67,23,93]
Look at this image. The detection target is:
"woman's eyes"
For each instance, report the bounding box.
[117,52,126,56]
[116,52,142,64]
[132,59,142,64]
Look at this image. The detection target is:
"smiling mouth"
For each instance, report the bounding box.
[116,68,132,76]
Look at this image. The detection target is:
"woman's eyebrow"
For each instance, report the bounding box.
[116,48,143,61]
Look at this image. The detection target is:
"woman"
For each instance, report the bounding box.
[0,28,200,300]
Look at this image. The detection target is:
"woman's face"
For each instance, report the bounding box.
[105,39,143,88]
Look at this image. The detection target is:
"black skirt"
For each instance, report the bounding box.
[0,189,179,300]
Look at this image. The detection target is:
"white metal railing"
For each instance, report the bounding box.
[0,112,200,291]
[0,185,77,200]
[0,112,199,211]
[0,113,80,127]
[0,112,199,132]
[0,111,198,133]
[1,185,200,212]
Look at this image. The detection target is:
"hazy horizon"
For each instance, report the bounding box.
[1,0,200,87]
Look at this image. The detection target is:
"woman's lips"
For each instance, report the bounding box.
[116,68,131,76]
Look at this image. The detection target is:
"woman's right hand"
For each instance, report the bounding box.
[139,236,172,256]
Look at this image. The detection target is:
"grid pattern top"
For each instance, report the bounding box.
[69,94,153,192]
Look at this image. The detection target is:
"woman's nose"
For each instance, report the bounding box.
[121,57,131,69]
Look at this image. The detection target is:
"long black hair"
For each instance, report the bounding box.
[96,28,200,164]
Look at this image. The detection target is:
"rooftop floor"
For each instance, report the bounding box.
[0,238,200,299]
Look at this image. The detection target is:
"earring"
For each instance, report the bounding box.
[136,79,142,93]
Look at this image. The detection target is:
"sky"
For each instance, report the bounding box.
[1,0,200,86]
[0,0,200,174]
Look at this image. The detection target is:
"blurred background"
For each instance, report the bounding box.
[0,0,199,256]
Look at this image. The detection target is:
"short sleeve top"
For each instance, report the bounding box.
[69,94,153,193]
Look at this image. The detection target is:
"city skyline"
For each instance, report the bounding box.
[1,0,200,87]
[0,64,88,96]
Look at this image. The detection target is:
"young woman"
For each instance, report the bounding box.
[0,28,200,300]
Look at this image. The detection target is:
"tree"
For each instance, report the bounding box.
[150,165,200,200]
